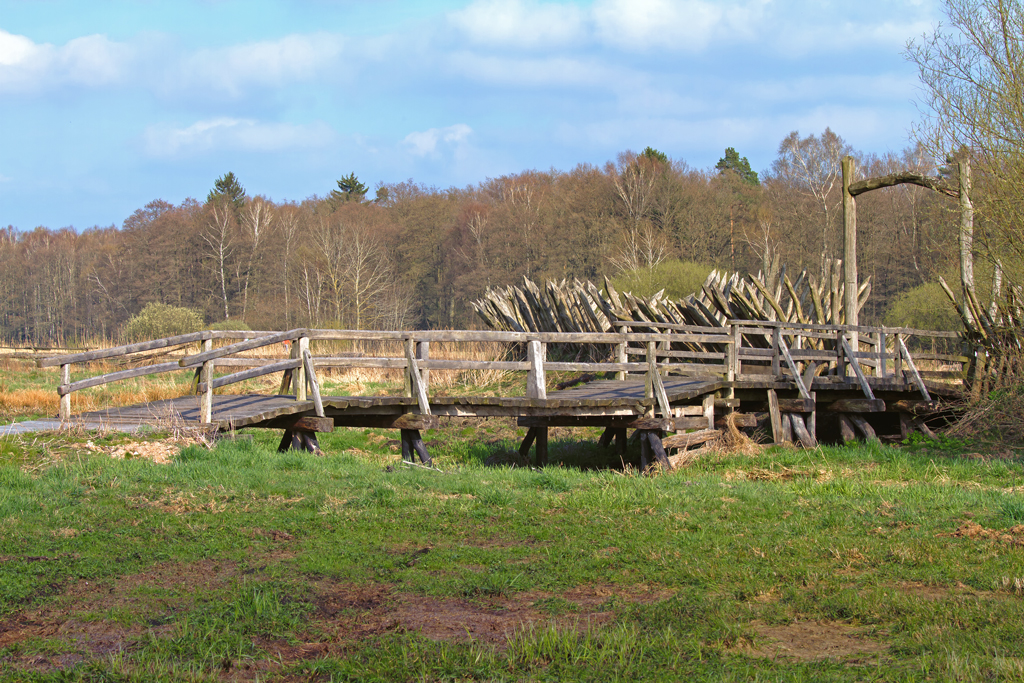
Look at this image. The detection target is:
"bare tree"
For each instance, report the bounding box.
[203,205,234,320]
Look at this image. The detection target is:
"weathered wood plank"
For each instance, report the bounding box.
[777,398,815,413]
[826,399,886,413]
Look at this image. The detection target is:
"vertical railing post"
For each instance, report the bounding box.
[200,337,213,424]
[293,335,308,401]
[725,324,737,382]
[59,363,71,421]
[732,323,742,378]
[771,327,781,377]
[615,323,628,381]
[876,331,886,377]
[418,341,430,393]
[527,340,547,400]
[894,333,903,383]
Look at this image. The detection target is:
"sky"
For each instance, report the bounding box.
[1,0,941,231]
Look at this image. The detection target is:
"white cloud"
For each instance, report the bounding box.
[592,0,724,51]
[403,124,472,156]
[143,118,336,158]
[447,52,633,88]
[448,0,586,49]
[169,33,345,96]
[0,29,131,92]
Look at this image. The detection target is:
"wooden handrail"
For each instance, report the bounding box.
[180,328,306,366]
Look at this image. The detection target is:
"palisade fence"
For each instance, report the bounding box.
[40,322,962,423]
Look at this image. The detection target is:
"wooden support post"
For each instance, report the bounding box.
[405,338,431,415]
[726,324,738,382]
[771,327,781,376]
[615,428,627,457]
[527,340,547,400]
[615,339,627,381]
[732,324,743,377]
[806,392,816,446]
[644,431,672,471]
[302,349,325,418]
[841,335,876,400]
[781,413,793,443]
[842,155,859,350]
[59,363,71,421]
[703,394,715,431]
[418,341,430,392]
[839,415,857,443]
[401,429,432,465]
[899,412,913,440]
[293,336,308,401]
[876,332,887,377]
[767,389,784,445]
[536,426,548,467]
[200,358,214,424]
[894,333,904,383]
[519,427,537,460]
[849,414,879,443]
[897,336,931,401]
[790,414,816,448]
[645,341,656,414]
[598,427,614,448]
[278,429,321,454]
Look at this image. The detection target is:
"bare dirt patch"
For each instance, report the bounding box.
[0,559,238,673]
[944,521,1024,546]
[747,620,887,662]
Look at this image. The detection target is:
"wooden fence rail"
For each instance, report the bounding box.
[43,323,965,423]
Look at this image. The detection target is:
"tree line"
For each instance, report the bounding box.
[1,133,965,346]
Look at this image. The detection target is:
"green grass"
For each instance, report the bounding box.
[1,426,1024,681]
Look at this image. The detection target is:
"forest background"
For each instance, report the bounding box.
[0,130,965,346]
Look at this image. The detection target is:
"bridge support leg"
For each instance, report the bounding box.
[518,427,547,467]
[639,430,671,472]
[278,429,321,454]
[401,429,432,465]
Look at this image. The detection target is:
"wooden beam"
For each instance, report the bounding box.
[840,335,875,400]
[302,349,325,418]
[767,389,784,445]
[405,338,431,414]
[897,336,932,401]
[661,429,720,450]
[891,399,940,415]
[826,399,886,413]
[285,416,335,432]
[790,413,817,448]
[777,398,815,413]
[848,414,879,443]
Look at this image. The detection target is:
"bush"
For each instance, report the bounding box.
[611,260,712,301]
[883,282,962,332]
[122,303,204,342]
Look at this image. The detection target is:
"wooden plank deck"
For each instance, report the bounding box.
[60,376,726,431]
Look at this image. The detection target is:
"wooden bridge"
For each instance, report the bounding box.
[37,322,963,470]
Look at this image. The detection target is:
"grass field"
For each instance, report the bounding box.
[3,358,1024,681]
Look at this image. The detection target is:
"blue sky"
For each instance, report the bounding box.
[1,0,939,231]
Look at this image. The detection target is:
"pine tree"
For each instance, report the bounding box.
[329,173,369,206]
[207,172,246,210]
[715,148,759,185]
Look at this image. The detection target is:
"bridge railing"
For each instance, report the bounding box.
[42,323,964,423]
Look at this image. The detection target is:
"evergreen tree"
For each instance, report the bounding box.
[207,172,246,210]
[715,148,759,185]
[640,146,669,164]
[329,173,369,206]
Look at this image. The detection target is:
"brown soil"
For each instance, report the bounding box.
[0,559,666,677]
[747,620,887,662]
[943,521,1024,546]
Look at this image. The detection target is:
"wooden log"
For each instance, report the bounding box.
[598,427,615,448]
[286,416,335,432]
[897,336,932,401]
[278,429,321,454]
[777,398,815,413]
[321,413,439,430]
[294,336,308,401]
[405,338,431,415]
[526,340,547,400]
[826,399,886,413]
[644,431,672,470]
[839,415,857,443]
[840,335,875,400]
[302,349,325,418]
[790,413,817,448]
[59,363,70,420]
[891,399,940,415]
[899,412,913,440]
[181,328,302,366]
[767,389,784,444]
[40,330,214,367]
[912,416,937,439]
[627,416,712,431]
[402,429,433,465]
[715,413,757,429]
[781,413,793,443]
[848,414,879,443]
[197,359,302,392]
[661,429,720,451]
[535,426,548,466]
[519,427,537,460]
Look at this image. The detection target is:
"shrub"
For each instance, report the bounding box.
[883,282,962,332]
[611,260,712,300]
[122,303,204,342]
